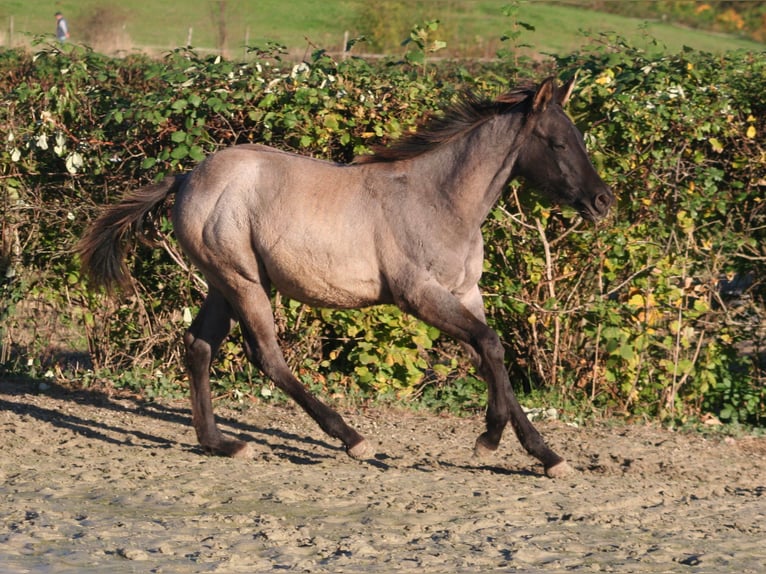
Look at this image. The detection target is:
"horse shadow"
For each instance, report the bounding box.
[0,377,538,477]
[0,376,340,466]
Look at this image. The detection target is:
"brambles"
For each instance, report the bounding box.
[0,36,763,425]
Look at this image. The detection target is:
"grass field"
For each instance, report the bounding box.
[2,1,763,58]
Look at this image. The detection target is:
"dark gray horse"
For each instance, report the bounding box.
[79,76,613,478]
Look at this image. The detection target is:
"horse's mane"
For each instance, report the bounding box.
[353,83,536,164]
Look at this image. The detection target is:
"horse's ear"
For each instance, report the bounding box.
[532,77,556,113]
[558,73,577,106]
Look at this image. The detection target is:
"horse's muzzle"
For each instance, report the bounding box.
[579,188,614,221]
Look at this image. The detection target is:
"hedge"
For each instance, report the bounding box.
[1,37,764,425]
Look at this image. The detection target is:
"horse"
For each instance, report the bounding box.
[78,76,614,478]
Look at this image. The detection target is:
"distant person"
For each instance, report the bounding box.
[55,12,70,42]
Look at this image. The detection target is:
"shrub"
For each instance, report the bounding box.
[0,37,763,425]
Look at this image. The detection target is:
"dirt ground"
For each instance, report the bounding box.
[1,379,764,573]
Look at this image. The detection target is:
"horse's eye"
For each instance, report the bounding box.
[552,142,566,150]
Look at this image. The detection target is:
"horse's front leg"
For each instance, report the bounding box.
[469,328,571,477]
[405,282,572,478]
[184,289,252,458]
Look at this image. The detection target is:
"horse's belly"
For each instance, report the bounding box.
[263,249,389,309]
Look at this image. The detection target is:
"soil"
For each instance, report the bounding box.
[1,379,764,573]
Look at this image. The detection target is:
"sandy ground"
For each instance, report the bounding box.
[1,379,764,573]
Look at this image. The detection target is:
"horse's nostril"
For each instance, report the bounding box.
[595,190,613,213]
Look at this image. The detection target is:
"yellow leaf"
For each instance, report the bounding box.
[628,293,646,308]
[746,125,756,139]
[709,137,724,153]
[595,69,614,86]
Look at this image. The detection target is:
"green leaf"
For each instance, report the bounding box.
[405,51,425,65]
[141,157,157,169]
[170,144,189,159]
[354,365,373,383]
[188,146,205,162]
[323,114,340,130]
[617,344,635,361]
[207,97,224,112]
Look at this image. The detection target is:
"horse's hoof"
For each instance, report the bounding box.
[347,439,375,460]
[545,460,574,478]
[473,436,497,458]
[230,441,255,460]
[204,438,254,459]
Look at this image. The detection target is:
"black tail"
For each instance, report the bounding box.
[77,174,186,292]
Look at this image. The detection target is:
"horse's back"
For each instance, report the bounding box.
[173,144,336,235]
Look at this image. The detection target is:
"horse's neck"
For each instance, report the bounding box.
[418,113,523,231]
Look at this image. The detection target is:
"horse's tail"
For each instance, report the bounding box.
[77,174,187,292]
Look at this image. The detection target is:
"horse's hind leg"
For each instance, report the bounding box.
[184,288,251,458]
[229,280,374,459]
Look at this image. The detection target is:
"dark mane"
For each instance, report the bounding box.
[353,84,536,164]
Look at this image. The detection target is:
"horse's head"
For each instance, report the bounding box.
[514,77,614,221]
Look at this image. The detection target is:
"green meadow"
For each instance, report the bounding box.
[2,0,763,57]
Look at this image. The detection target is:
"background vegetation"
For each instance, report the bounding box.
[2,0,765,57]
[0,4,764,427]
